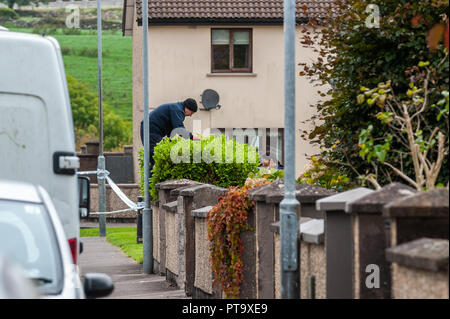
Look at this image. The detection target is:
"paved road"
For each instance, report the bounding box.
[79,236,188,299]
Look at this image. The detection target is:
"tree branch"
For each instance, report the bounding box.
[382,161,420,190]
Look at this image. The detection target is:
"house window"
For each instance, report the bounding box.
[211,29,252,73]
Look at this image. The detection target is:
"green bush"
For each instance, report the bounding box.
[297,156,354,192]
[66,73,132,150]
[138,135,260,200]
[247,167,284,182]
[0,7,19,19]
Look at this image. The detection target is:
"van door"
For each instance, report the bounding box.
[0,93,51,185]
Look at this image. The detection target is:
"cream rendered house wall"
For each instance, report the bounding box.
[132,9,323,182]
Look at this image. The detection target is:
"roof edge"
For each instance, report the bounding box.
[136,17,311,26]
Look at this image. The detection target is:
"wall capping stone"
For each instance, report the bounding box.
[249,180,284,202]
[386,237,449,272]
[347,183,416,214]
[316,187,374,212]
[180,184,215,196]
[267,183,336,204]
[162,200,178,213]
[191,206,213,218]
[170,182,202,196]
[156,179,199,190]
[300,219,325,244]
[383,188,449,218]
[249,179,336,204]
[269,218,323,244]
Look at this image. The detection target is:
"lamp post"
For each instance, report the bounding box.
[142,0,153,274]
[280,0,300,299]
[96,0,106,237]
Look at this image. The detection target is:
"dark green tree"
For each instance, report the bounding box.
[299,0,449,187]
[67,73,132,151]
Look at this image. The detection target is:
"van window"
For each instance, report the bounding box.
[0,200,63,295]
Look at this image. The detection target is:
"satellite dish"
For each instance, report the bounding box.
[201,89,221,110]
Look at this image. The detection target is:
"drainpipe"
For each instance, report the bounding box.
[97,0,106,237]
[142,0,153,274]
[280,0,300,299]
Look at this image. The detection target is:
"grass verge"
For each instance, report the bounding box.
[80,227,143,264]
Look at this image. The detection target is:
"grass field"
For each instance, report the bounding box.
[8,27,133,122]
[80,227,143,264]
[55,31,133,121]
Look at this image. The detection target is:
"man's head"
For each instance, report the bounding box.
[183,98,198,117]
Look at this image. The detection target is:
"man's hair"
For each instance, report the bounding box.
[184,98,198,113]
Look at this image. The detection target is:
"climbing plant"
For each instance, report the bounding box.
[207,180,269,299]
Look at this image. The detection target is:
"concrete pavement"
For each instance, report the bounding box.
[79,236,189,299]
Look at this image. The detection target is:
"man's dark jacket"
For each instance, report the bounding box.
[140,101,193,145]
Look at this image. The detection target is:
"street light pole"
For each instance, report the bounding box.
[280,0,300,299]
[96,0,106,237]
[142,0,153,274]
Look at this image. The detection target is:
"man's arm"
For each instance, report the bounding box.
[170,106,193,139]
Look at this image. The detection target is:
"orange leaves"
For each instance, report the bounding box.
[445,23,449,50]
[411,13,449,51]
[427,23,447,50]
[411,14,423,26]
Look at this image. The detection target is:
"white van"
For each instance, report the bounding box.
[0,30,83,264]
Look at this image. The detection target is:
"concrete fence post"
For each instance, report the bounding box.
[190,206,222,299]
[178,184,227,297]
[270,217,326,298]
[386,238,449,299]
[346,183,416,299]
[383,188,449,299]
[383,188,449,247]
[250,180,335,299]
[316,187,374,299]
[154,179,200,276]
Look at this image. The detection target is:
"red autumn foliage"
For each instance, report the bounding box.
[207,181,269,299]
[412,13,449,51]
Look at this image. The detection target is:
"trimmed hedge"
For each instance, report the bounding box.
[138,135,260,200]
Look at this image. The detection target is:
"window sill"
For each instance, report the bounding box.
[206,73,257,77]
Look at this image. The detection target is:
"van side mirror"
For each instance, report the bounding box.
[77,176,90,219]
[84,273,114,299]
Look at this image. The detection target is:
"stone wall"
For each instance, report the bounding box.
[89,183,140,222]
[272,219,327,299]
[192,206,220,298]
[144,178,448,299]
